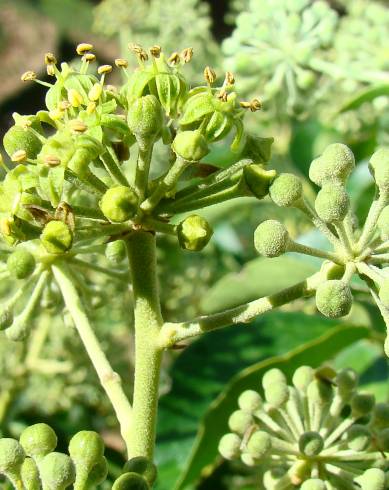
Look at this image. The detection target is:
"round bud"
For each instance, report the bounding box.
[172,131,209,162]
[301,479,326,490]
[7,249,36,279]
[262,368,287,390]
[105,240,127,264]
[39,452,76,489]
[369,148,389,197]
[0,307,13,331]
[292,366,314,393]
[307,379,333,406]
[336,368,358,396]
[254,220,289,258]
[228,410,253,435]
[240,452,256,467]
[377,428,389,452]
[314,184,349,223]
[0,438,25,473]
[355,468,386,490]
[379,279,389,308]
[112,472,150,490]
[320,261,345,281]
[351,392,375,418]
[309,144,355,187]
[315,280,353,318]
[298,431,324,457]
[372,403,389,429]
[246,431,271,458]
[243,165,276,200]
[346,425,371,452]
[41,221,73,254]
[86,456,108,487]
[21,457,40,489]
[127,95,163,139]
[264,384,289,407]
[377,206,389,240]
[20,423,57,458]
[218,433,241,460]
[68,430,104,469]
[269,173,303,207]
[3,125,42,160]
[100,186,138,223]
[177,215,213,252]
[123,457,157,485]
[238,390,262,413]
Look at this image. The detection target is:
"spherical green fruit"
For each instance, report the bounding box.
[246,431,271,458]
[269,173,303,207]
[0,307,13,331]
[3,125,42,160]
[112,472,150,490]
[123,457,157,485]
[177,215,213,251]
[172,131,209,162]
[243,165,276,200]
[346,424,371,452]
[379,279,389,308]
[105,240,127,264]
[301,479,326,490]
[228,410,253,435]
[351,392,375,418]
[238,390,262,413]
[355,468,386,490]
[20,423,57,458]
[127,95,163,139]
[314,184,349,223]
[254,220,289,258]
[41,221,73,254]
[218,433,241,460]
[7,249,35,279]
[292,366,314,392]
[0,438,25,473]
[21,457,40,490]
[315,280,352,318]
[369,148,389,197]
[100,186,138,222]
[39,452,75,489]
[68,430,104,468]
[309,144,355,187]
[298,431,324,457]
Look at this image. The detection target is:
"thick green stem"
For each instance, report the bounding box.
[52,263,133,450]
[126,231,163,459]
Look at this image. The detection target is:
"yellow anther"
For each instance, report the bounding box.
[68,89,84,108]
[181,47,193,63]
[49,109,63,120]
[168,52,180,65]
[44,155,61,167]
[44,52,57,65]
[21,71,37,82]
[129,43,148,61]
[68,119,87,133]
[11,150,27,163]
[46,65,55,77]
[240,99,262,111]
[149,45,162,58]
[115,58,129,68]
[76,43,94,55]
[217,89,228,102]
[224,71,235,86]
[58,101,71,111]
[97,64,113,75]
[0,218,12,236]
[204,66,216,85]
[88,83,103,101]
[82,53,96,63]
[87,101,97,114]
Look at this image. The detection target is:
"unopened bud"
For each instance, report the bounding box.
[123,457,157,486]
[177,215,213,252]
[172,131,209,162]
[41,220,73,254]
[39,452,75,489]
[7,249,35,279]
[269,173,303,207]
[100,186,138,223]
[254,220,289,257]
[20,423,57,458]
[315,280,352,318]
[218,433,241,460]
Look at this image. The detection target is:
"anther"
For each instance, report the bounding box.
[97,65,113,75]
[181,47,193,63]
[204,66,217,85]
[44,155,61,167]
[11,150,27,163]
[76,43,94,55]
[149,45,162,58]
[115,58,128,68]
[21,71,37,82]
[168,52,181,65]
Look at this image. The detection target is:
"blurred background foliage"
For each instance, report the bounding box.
[0,0,388,488]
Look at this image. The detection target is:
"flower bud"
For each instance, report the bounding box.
[7,249,36,279]
[3,125,42,160]
[39,452,76,489]
[112,472,150,490]
[105,240,127,264]
[19,423,57,458]
[85,456,108,487]
[379,279,389,308]
[41,221,73,254]
[262,368,287,389]
[228,410,253,435]
[309,144,355,187]
[0,438,25,474]
[314,184,349,223]
[21,457,40,490]
[269,173,303,207]
[177,215,213,252]
[123,457,157,486]
[238,390,262,413]
[292,366,314,393]
[0,307,13,331]
[377,428,389,452]
[68,430,104,469]
[246,431,271,458]
[298,432,324,457]
[354,468,386,490]
[315,280,352,318]
[264,384,289,407]
[335,368,358,397]
[346,424,371,451]
[377,206,389,240]
[218,433,241,460]
[372,403,389,429]
[100,186,138,223]
[254,220,289,258]
[172,131,209,162]
[243,165,276,200]
[307,379,333,406]
[240,452,256,467]
[350,392,375,418]
[127,95,163,140]
[301,479,326,490]
[369,148,389,197]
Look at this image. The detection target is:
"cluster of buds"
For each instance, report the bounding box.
[219,366,389,489]
[253,144,389,354]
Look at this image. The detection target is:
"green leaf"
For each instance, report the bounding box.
[339,84,389,113]
[175,324,370,490]
[155,312,353,489]
[201,255,317,313]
